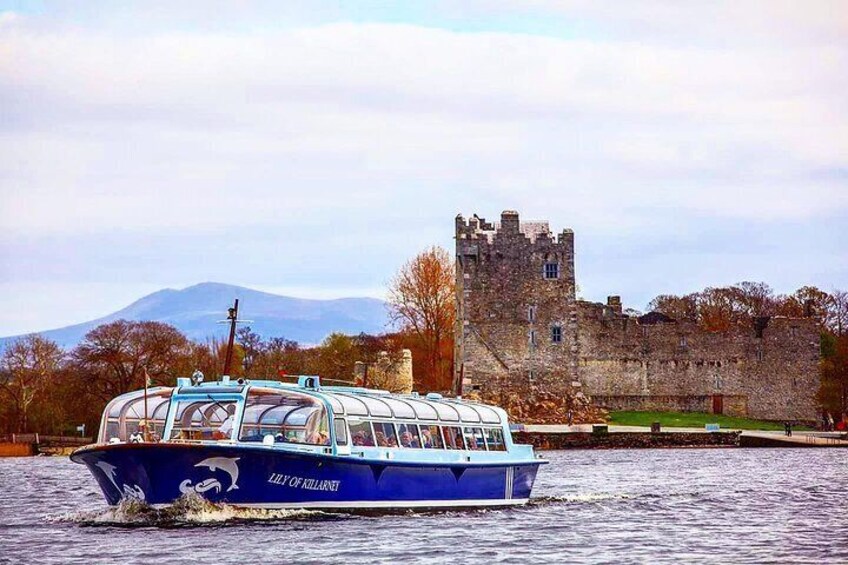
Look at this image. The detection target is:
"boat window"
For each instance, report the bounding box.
[484,427,506,451]
[357,396,392,418]
[334,418,348,446]
[372,421,398,448]
[99,389,173,443]
[463,426,486,450]
[474,405,502,424]
[430,402,460,422]
[334,394,369,416]
[442,426,465,450]
[420,425,444,449]
[325,395,344,414]
[238,388,329,445]
[169,399,238,441]
[380,397,416,419]
[453,403,482,423]
[403,398,439,421]
[350,420,376,446]
[396,423,422,448]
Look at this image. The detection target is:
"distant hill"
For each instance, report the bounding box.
[0,282,390,350]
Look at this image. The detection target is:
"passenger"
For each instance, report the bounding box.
[421,429,433,448]
[387,436,398,448]
[307,430,330,445]
[410,434,421,448]
[454,431,465,449]
[213,404,236,440]
[400,431,413,448]
[375,431,388,447]
[352,432,365,446]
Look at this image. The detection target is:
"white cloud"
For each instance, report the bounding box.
[0,4,845,332]
[1,22,843,231]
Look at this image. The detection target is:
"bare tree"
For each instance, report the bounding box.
[0,335,64,433]
[829,290,848,337]
[646,294,699,321]
[71,320,191,403]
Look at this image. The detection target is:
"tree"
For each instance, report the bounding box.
[646,294,698,322]
[388,246,455,392]
[314,333,358,382]
[733,281,778,318]
[71,320,191,403]
[819,333,848,418]
[828,290,848,337]
[236,326,264,377]
[0,335,64,433]
[774,286,833,329]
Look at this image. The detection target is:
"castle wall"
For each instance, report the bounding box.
[455,210,821,423]
[577,301,820,420]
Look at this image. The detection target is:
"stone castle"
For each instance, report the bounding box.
[455,211,820,422]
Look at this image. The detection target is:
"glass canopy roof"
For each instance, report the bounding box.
[322,391,502,424]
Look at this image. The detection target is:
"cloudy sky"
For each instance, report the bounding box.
[1,1,846,335]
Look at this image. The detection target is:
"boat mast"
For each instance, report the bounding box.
[222,299,239,377]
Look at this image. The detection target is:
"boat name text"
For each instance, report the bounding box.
[267,473,341,492]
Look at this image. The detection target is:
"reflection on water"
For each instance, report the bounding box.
[1,449,847,564]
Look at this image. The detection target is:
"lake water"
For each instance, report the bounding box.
[1,449,846,564]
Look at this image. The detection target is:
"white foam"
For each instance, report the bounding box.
[50,493,327,526]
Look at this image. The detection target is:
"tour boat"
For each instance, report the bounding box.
[71,376,546,509]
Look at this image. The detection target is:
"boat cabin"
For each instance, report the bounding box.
[97,376,527,461]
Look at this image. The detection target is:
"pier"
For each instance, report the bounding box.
[0,434,92,457]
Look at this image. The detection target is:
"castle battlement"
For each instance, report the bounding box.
[456,211,573,245]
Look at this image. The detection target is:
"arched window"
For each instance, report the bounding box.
[99,388,173,443]
[238,388,329,445]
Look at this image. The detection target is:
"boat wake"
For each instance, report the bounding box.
[529,492,636,505]
[51,493,337,527]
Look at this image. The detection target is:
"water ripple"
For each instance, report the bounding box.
[1,449,847,564]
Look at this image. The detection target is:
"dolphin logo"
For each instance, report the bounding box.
[195,457,240,492]
[95,461,121,492]
[94,461,146,501]
[179,477,222,494]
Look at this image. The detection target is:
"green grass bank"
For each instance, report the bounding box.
[608,411,813,431]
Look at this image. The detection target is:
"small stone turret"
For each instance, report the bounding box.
[355,349,413,394]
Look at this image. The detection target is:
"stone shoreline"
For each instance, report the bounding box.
[512,430,741,450]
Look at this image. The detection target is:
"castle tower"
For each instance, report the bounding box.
[455,210,579,396]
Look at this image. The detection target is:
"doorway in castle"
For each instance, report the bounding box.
[712,394,724,415]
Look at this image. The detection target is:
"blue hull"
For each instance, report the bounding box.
[71,444,542,509]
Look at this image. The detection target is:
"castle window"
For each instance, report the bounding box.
[529,330,537,347]
[679,336,687,348]
[551,325,562,343]
[790,326,798,338]
[528,370,535,382]
[528,305,536,322]
[756,349,764,361]
[544,263,559,279]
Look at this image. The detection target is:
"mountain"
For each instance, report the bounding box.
[0,282,390,350]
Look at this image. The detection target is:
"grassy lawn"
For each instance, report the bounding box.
[608,411,813,431]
